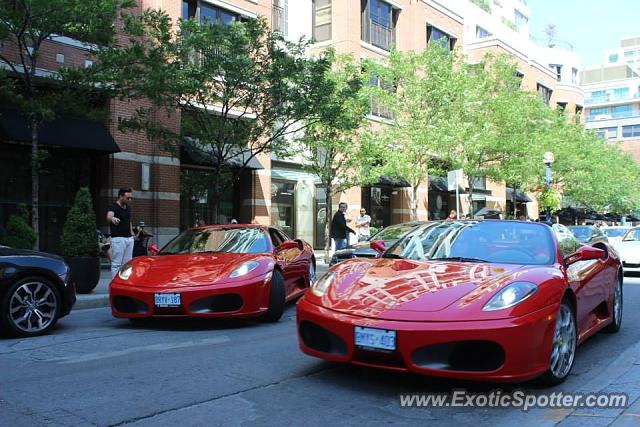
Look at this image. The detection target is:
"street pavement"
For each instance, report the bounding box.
[2,269,640,426]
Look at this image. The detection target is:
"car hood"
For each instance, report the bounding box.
[618,241,640,262]
[124,253,271,288]
[0,246,64,261]
[314,258,550,321]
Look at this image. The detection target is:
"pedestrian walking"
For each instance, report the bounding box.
[107,188,135,278]
[355,208,372,242]
[330,202,355,251]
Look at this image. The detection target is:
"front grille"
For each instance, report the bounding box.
[412,341,505,372]
[299,321,348,356]
[112,295,149,314]
[189,294,243,313]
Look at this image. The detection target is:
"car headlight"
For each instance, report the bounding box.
[482,282,537,311]
[230,261,260,278]
[312,271,335,296]
[118,264,134,280]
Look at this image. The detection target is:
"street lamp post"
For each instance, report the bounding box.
[543,151,554,225]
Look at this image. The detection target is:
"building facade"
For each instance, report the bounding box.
[582,38,640,163]
[0,0,582,252]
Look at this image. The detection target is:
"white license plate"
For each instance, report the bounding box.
[154,293,181,307]
[354,326,396,351]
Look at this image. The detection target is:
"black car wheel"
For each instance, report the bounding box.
[263,270,285,322]
[1,276,62,337]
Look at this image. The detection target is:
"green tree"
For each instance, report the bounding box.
[86,12,343,223]
[61,187,99,257]
[299,55,374,257]
[3,204,37,249]
[0,0,134,249]
[366,44,460,219]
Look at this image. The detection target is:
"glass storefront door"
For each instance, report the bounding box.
[270,180,295,238]
[362,186,391,229]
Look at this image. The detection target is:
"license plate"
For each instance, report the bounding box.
[354,326,396,351]
[154,293,181,307]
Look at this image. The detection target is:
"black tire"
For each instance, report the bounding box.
[603,276,623,334]
[1,276,62,337]
[538,299,577,386]
[263,270,285,322]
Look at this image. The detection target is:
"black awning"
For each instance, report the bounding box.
[506,187,533,203]
[373,176,411,187]
[428,175,465,193]
[0,109,119,153]
[181,140,264,169]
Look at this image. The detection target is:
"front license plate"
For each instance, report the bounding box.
[154,293,181,307]
[354,326,396,351]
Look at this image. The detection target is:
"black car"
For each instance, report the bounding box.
[0,246,76,337]
[330,221,428,265]
[568,225,609,245]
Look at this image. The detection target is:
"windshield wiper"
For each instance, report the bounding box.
[434,256,489,263]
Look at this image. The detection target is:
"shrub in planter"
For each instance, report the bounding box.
[3,204,37,249]
[61,187,101,293]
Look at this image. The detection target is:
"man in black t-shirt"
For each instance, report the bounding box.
[107,188,134,278]
[330,202,355,251]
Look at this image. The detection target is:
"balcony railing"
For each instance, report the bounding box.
[370,96,394,120]
[584,111,640,122]
[367,20,394,51]
[272,4,285,35]
[585,92,640,105]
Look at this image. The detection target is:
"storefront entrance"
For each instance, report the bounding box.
[362,186,392,229]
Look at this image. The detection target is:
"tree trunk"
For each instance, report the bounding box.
[211,169,221,224]
[30,115,39,250]
[467,178,475,217]
[512,186,517,218]
[411,184,419,220]
[324,186,332,261]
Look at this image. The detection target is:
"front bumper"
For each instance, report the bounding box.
[109,276,270,319]
[296,298,558,382]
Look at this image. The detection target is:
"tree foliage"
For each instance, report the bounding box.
[3,204,37,249]
[61,187,99,257]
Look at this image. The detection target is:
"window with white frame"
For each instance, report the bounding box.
[476,25,491,39]
[622,124,640,138]
[427,25,457,51]
[596,127,618,140]
[549,64,562,81]
[312,0,331,42]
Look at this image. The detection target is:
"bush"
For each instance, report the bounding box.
[61,187,99,257]
[3,205,37,249]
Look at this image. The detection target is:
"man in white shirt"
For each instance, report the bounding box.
[355,208,372,242]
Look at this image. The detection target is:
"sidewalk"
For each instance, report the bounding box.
[75,251,331,311]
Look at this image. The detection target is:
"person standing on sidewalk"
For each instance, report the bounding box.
[107,188,134,278]
[355,208,371,242]
[330,202,355,251]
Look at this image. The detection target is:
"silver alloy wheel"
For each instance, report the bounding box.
[309,262,316,286]
[549,304,576,379]
[613,279,622,326]
[9,281,58,333]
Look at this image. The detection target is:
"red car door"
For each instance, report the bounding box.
[270,228,299,296]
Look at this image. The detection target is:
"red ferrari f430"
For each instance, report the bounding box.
[110,225,315,322]
[297,220,622,385]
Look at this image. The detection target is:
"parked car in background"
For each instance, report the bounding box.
[602,226,632,251]
[568,225,609,245]
[330,221,427,265]
[0,246,76,337]
[617,227,640,276]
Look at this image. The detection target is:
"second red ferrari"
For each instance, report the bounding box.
[110,224,315,322]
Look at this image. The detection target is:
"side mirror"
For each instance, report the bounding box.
[564,245,605,266]
[370,240,386,255]
[277,240,299,251]
[148,244,160,256]
[293,239,305,251]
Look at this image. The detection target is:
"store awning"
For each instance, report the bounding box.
[428,175,464,193]
[181,140,264,169]
[506,187,533,203]
[375,176,411,187]
[0,109,120,153]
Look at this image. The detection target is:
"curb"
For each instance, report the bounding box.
[75,295,110,310]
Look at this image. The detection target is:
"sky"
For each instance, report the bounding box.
[528,0,640,68]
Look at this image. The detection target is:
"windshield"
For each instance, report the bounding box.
[373,223,422,242]
[603,228,628,238]
[160,227,269,255]
[623,228,640,242]
[385,221,555,265]
[569,226,593,240]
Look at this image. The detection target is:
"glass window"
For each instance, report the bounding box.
[537,83,552,105]
[161,227,269,254]
[313,0,331,42]
[386,221,555,265]
[624,50,635,57]
[476,25,490,38]
[182,0,196,19]
[200,3,237,25]
[612,104,632,118]
[572,67,578,84]
[613,87,630,100]
[622,125,640,138]
[589,90,606,102]
[609,53,619,63]
[427,25,456,51]
[514,10,528,30]
[549,64,562,81]
[373,223,421,243]
[370,0,392,27]
[623,228,640,241]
